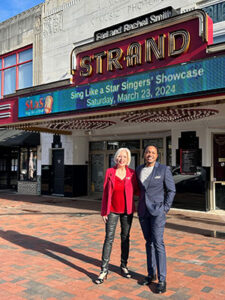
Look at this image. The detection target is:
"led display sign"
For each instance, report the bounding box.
[19,55,225,118]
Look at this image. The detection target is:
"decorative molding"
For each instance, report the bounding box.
[121,109,219,123]
[0,104,11,110]
[0,104,11,119]
[44,0,82,18]
[34,15,42,34]
[47,119,116,130]
[43,11,63,38]
[0,113,11,119]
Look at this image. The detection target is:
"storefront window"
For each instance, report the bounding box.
[107,141,119,150]
[143,138,163,149]
[11,158,18,171]
[90,141,106,151]
[28,148,37,180]
[20,147,37,181]
[119,140,140,150]
[0,159,6,171]
[20,148,28,180]
[107,140,140,150]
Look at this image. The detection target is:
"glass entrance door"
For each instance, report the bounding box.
[90,154,104,192]
[213,134,225,209]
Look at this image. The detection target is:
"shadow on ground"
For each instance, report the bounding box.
[0,230,146,284]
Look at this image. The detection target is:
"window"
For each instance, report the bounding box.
[0,46,33,98]
[107,140,140,150]
[20,148,28,180]
[143,138,163,149]
[28,148,37,180]
[20,147,37,181]
[0,159,6,171]
[90,141,106,151]
[11,158,18,171]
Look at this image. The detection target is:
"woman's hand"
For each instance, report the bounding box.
[102,216,108,223]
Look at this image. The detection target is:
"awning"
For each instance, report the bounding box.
[0,129,40,147]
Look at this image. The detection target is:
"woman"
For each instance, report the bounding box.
[95,147,139,284]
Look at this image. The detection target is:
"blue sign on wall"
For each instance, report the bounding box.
[203,1,225,24]
[19,55,225,118]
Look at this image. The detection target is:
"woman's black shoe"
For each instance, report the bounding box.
[120,266,132,278]
[94,271,108,284]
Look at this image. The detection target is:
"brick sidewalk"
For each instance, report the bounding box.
[0,193,224,299]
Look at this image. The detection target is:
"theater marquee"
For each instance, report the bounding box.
[18,10,216,120]
[71,10,213,86]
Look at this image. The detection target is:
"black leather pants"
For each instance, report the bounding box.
[101,212,133,272]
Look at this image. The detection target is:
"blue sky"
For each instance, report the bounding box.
[0,0,44,23]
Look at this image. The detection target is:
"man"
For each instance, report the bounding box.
[136,145,176,294]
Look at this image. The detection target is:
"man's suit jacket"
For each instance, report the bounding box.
[101,166,139,216]
[136,162,176,217]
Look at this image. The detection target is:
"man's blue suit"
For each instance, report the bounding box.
[136,162,176,282]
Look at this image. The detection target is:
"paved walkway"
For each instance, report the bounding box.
[0,192,224,299]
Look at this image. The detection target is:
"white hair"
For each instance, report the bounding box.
[114,148,131,166]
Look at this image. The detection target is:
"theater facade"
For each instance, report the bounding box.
[1,3,225,211]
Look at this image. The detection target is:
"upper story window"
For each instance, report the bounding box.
[0,46,33,98]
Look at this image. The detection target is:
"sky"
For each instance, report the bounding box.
[0,0,44,23]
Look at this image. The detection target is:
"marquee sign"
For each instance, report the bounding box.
[19,54,225,118]
[94,6,178,41]
[71,10,213,86]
